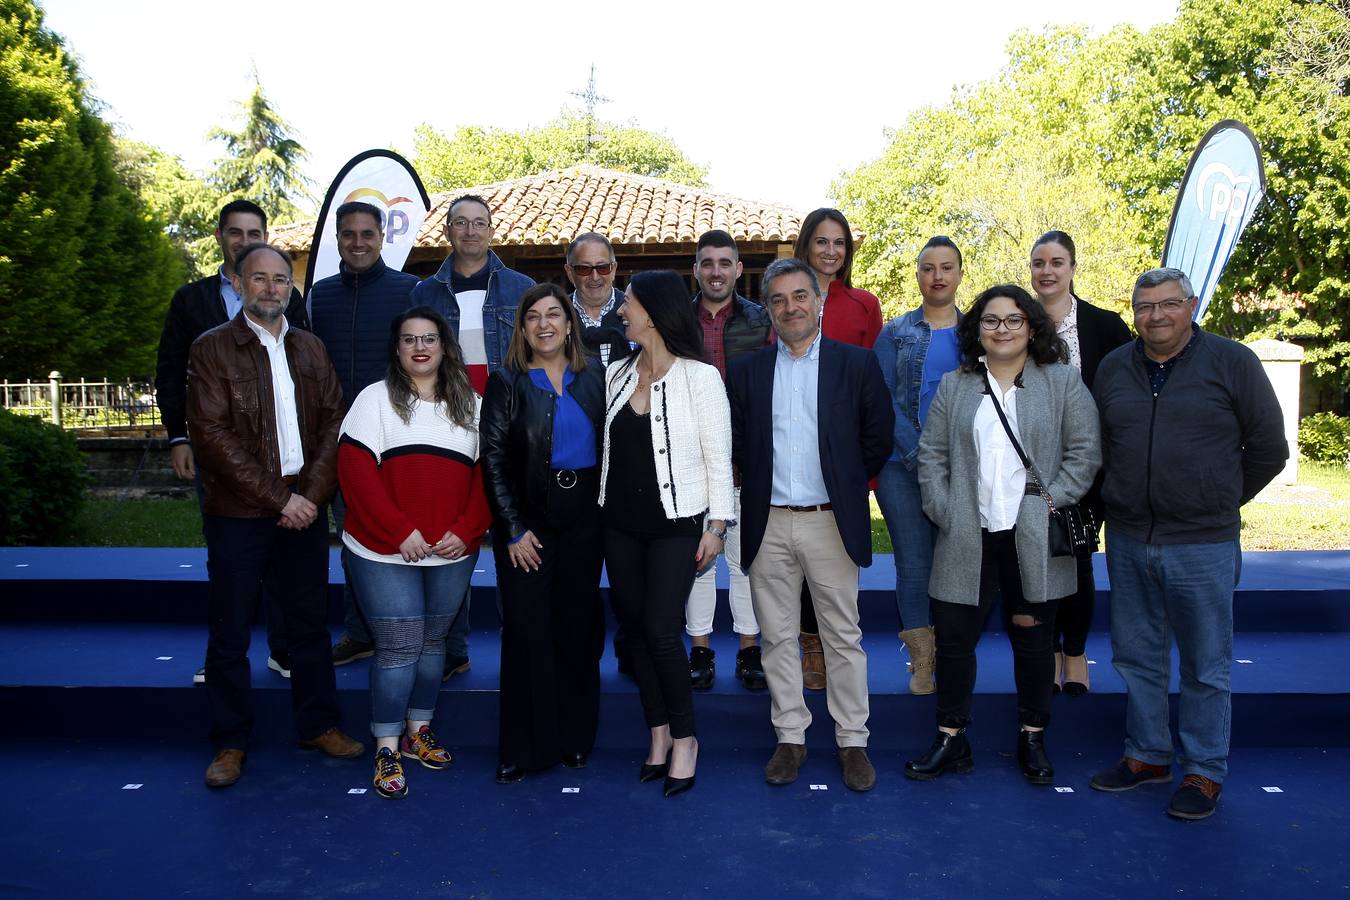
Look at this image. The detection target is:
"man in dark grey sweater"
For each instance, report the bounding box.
[1088,267,1287,820]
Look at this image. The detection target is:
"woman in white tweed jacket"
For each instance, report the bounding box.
[907,284,1100,787]
[600,270,733,798]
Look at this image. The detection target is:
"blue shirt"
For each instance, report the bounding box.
[770,333,829,506]
[919,326,960,426]
[529,367,597,469]
[219,267,242,320]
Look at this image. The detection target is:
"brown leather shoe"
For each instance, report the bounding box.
[839,746,876,792]
[800,632,826,691]
[298,726,366,759]
[205,748,246,788]
[764,743,808,786]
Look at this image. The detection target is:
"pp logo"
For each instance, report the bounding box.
[344,188,415,242]
[1195,162,1253,226]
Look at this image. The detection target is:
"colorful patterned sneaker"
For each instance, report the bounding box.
[400,725,454,770]
[373,748,407,799]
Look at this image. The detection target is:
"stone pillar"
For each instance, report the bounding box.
[1246,339,1303,485]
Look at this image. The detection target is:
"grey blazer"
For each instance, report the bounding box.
[918,361,1101,606]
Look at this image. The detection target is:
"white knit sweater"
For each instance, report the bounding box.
[598,356,735,522]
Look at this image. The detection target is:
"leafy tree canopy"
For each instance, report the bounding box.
[0,0,184,379]
[208,73,312,224]
[412,110,708,192]
[835,0,1350,407]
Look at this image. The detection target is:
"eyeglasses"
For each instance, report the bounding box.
[1132,298,1190,316]
[248,273,293,288]
[400,333,441,348]
[979,314,1027,331]
[570,263,614,277]
[449,217,490,232]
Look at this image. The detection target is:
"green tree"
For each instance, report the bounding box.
[0,0,184,378]
[208,74,312,223]
[1105,0,1350,407]
[412,110,708,192]
[835,25,1154,320]
[116,138,222,280]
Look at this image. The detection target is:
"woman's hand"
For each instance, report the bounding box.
[507,530,543,572]
[399,528,434,563]
[431,530,468,560]
[694,530,724,576]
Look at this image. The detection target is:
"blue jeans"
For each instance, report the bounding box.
[1105,528,1240,781]
[331,490,369,645]
[873,460,934,630]
[345,551,478,738]
[337,489,472,660]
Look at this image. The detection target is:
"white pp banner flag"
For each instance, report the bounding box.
[303,149,430,293]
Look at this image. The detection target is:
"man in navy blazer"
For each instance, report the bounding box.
[727,257,893,791]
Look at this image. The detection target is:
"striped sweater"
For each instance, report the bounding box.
[338,382,491,565]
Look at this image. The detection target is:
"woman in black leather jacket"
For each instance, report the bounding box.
[481,283,607,784]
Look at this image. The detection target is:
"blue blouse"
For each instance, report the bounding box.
[528,367,597,469]
[919,327,960,427]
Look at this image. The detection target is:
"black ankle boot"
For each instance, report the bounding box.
[1017,729,1054,785]
[689,646,715,690]
[904,731,974,781]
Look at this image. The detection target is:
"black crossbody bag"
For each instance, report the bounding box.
[987,390,1098,559]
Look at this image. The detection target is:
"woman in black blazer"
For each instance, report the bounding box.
[1029,231,1131,695]
[481,283,607,784]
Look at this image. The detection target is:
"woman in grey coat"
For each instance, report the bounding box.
[905,284,1100,785]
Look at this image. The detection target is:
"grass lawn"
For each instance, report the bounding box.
[46,462,1350,553]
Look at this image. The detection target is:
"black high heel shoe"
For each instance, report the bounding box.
[639,751,671,783]
[663,773,695,797]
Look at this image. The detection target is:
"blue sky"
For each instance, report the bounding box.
[41,0,1180,212]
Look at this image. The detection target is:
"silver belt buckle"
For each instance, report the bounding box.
[555,469,578,489]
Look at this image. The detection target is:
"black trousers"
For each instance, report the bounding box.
[496,471,605,770]
[933,528,1060,730]
[604,526,701,739]
[195,461,287,656]
[1053,555,1095,656]
[203,510,340,750]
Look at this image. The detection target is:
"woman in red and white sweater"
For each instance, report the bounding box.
[338,306,491,799]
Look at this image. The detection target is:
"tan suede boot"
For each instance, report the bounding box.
[900,626,936,695]
[800,632,826,691]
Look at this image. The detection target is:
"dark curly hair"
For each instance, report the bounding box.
[957,284,1067,372]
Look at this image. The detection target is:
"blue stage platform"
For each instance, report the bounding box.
[1,546,1348,897]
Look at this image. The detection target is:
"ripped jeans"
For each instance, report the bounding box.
[346,551,477,738]
[932,528,1061,730]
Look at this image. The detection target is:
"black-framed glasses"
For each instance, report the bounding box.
[400,333,441,348]
[449,217,490,231]
[979,314,1027,331]
[570,263,613,277]
[1132,298,1190,316]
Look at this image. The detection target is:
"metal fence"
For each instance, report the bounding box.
[1,372,160,429]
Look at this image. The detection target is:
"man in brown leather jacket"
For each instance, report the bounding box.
[188,242,364,788]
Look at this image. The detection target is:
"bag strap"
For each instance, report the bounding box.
[986,381,1058,514]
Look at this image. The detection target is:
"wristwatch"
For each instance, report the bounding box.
[705,522,728,541]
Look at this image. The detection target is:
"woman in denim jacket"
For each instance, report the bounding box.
[872,236,965,695]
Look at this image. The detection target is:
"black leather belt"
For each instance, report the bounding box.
[771,503,833,512]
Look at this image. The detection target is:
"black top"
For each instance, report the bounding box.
[604,402,701,537]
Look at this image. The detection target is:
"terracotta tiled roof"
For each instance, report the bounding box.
[272,165,812,252]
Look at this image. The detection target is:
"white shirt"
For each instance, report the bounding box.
[455,288,488,369]
[243,314,304,477]
[1055,297,1082,372]
[972,364,1026,532]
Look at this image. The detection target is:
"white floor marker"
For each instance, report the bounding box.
[1236,659,1254,664]
[562,787,580,793]
[156,656,173,661]
[348,788,367,794]
[122,784,143,790]
[1054,787,1074,793]
[1262,786,1283,793]
[810,784,829,791]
